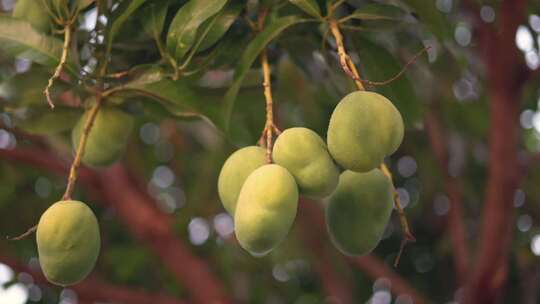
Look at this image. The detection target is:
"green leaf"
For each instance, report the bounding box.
[348,4,406,20]
[141,0,169,38]
[110,67,221,126]
[197,2,242,52]
[15,107,82,135]
[166,0,228,63]
[352,36,421,127]
[0,16,75,73]
[401,0,451,41]
[0,67,68,106]
[222,15,308,133]
[12,0,51,33]
[288,0,321,18]
[106,0,147,54]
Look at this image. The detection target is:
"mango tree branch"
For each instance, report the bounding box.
[0,146,232,304]
[328,18,414,265]
[424,110,469,285]
[0,256,188,304]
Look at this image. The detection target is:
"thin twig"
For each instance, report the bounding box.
[329,19,415,266]
[7,225,37,241]
[380,164,416,266]
[62,95,103,200]
[43,24,72,109]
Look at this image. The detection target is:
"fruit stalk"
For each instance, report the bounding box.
[63,94,103,200]
[328,19,415,265]
[257,9,281,163]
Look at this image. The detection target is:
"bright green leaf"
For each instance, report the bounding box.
[222,15,309,133]
[12,0,51,33]
[197,2,242,52]
[288,0,321,18]
[352,36,422,126]
[166,0,228,63]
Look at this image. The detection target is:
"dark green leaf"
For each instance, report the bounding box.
[166,0,228,63]
[222,15,308,132]
[107,0,147,54]
[401,0,452,41]
[0,16,76,73]
[141,0,169,38]
[352,36,421,126]
[111,67,221,126]
[15,107,82,135]
[197,2,242,52]
[347,4,406,20]
[288,0,321,18]
[0,67,68,106]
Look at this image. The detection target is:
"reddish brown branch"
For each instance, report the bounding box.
[424,111,469,285]
[462,0,527,302]
[0,148,231,304]
[298,200,354,304]
[298,200,427,304]
[1,256,186,304]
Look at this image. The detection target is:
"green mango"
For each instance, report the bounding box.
[235,164,299,255]
[272,127,339,198]
[218,146,267,215]
[71,106,134,167]
[326,169,393,256]
[37,200,100,286]
[327,91,404,172]
[12,0,51,33]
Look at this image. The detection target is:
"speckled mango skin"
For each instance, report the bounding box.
[37,200,100,286]
[218,146,267,215]
[272,127,339,198]
[327,91,404,172]
[72,107,134,167]
[235,164,299,256]
[326,169,393,256]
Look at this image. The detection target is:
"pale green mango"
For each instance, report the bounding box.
[218,146,267,215]
[13,0,51,33]
[327,91,404,172]
[72,106,134,167]
[235,164,298,255]
[37,200,100,286]
[272,127,339,198]
[326,169,393,256]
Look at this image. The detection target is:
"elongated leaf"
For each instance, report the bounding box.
[12,0,51,33]
[141,0,169,38]
[166,0,228,62]
[222,16,308,132]
[347,4,406,21]
[288,0,321,18]
[15,107,82,135]
[111,67,221,125]
[352,36,421,126]
[0,16,76,73]
[401,0,451,41]
[197,2,242,52]
[107,0,147,53]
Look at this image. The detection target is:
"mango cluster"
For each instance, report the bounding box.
[36,200,100,286]
[218,91,404,257]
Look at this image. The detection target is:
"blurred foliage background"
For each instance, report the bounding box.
[0,0,540,303]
